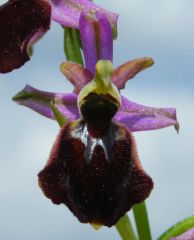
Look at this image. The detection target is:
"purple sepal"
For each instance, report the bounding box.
[170,227,194,240]
[114,96,179,132]
[12,85,79,121]
[0,0,51,73]
[79,10,113,74]
[13,86,179,133]
[49,0,118,38]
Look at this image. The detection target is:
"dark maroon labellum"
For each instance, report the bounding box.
[38,93,153,227]
[0,0,51,73]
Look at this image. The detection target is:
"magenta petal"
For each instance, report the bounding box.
[0,0,51,73]
[13,85,80,121]
[79,10,113,74]
[114,96,179,132]
[50,0,118,36]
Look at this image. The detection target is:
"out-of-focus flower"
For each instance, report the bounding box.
[170,227,194,240]
[0,0,118,73]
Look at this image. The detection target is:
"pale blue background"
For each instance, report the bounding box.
[0,0,194,239]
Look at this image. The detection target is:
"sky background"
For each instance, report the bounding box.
[1,0,194,239]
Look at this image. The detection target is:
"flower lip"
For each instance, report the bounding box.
[38,120,153,227]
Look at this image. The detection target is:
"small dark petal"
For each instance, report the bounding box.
[38,120,153,227]
[112,57,154,90]
[60,61,93,94]
[0,0,51,73]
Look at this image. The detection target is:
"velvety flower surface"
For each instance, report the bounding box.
[38,61,153,227]
[38,119,153,227]
[0,0,51,73]
[0,0,118,73]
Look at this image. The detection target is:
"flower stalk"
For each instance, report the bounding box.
[64,27,84,66]
[115,214,137,240]
[133,201,152,240]
[50,102,68,127]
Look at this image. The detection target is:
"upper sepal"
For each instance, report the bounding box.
[50,0,118,39]
[79,10,113,74]
[0,0,51,73]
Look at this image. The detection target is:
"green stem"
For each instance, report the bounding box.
[27,47,33,57]
[64,27,84,66]
[157,215,194,240]
[115,214,137,240]
[133,201,152,240]
[50,102,67,128]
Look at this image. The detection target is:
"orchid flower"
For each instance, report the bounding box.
[0,0,118,73]
[13,58,178,227]
[12,7,179,228]
[38,60,154,227]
